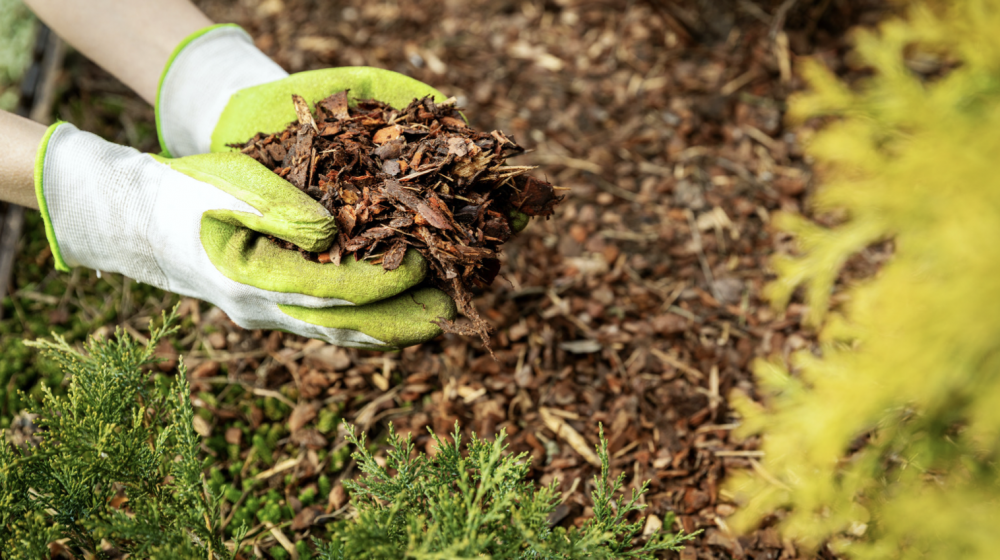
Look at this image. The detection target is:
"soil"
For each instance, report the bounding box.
[235,92,563,349]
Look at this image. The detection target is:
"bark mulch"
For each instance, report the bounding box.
[236,91,563,348]
[56,0,895,557]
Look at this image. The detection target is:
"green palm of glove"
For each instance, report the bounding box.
[153,152,455,350]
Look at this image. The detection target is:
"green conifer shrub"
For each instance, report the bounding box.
[728,2,1000,558]
[0,310,244,559]
[2,312,693,559]
[316,423,694,559]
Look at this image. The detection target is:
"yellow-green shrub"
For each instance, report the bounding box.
[728,2,1000,558]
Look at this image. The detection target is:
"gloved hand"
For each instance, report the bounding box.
[34,122,454,350]
[149,25,462,348]
[154,24,446,157]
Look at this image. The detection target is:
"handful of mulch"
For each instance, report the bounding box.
[235,91,564,349]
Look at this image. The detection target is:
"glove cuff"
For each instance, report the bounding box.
[35,122,170,285]
[155,24,288,157]
[34,122,68,271]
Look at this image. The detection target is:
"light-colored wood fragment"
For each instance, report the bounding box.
[253,457,302,481]
[373,125,402,144]
[642,513,663,538]
[191,415,212,437]
[539,407,601,467]
[372,372,390,392]
[714,449,765,457]
[252,388,295,408]
[266,522,298,560]
[291,94,317,133]
[543,408,580,420]
[650,348,704,380]
[457,385,487,403]
[749,458,790,491]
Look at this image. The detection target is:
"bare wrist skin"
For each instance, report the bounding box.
[4,1,213,205]
[0,110,46,209]
[23,0,212,104]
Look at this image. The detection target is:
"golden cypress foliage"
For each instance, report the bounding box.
[728,2,1000,557]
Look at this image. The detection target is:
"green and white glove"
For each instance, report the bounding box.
[155,24,446,157]
[34,122,455,350]
[150,24,468,349]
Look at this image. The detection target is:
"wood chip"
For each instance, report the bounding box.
[373,124,402,145]
[291,94,317,133]
[266,521,299,560]
[539,407,600,467]
[288,403,318,433]
[650,348,705,380]
[253,457,302,481]
[320,90,350,120]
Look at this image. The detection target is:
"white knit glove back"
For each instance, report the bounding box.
[157,25,288,157]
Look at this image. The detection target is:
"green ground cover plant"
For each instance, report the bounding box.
[0,310,242,559]
[1,211,176,430]
[0,0,35,110]
[1,312,693,559]
[729,1,1000,558]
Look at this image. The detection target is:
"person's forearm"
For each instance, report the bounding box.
[0,110,47,209]
[23,0,213,105]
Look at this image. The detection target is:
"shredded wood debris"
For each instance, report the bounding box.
[237,91,564,350]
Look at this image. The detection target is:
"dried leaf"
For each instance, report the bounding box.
[447,136,469,158]
[291,429,328,449]
[513,175,563,217]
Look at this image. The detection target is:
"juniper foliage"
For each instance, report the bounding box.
[0,310,245,559]
[315,422,695,559]
[729,1,1000,558]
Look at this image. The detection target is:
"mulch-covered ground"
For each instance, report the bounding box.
[7,0,895,558]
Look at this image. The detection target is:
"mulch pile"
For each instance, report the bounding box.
[236,91,562,347]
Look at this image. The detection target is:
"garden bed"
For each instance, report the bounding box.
[2,0,893,557]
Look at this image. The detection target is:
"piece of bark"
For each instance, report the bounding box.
[288,403,318,433]
[319,90,350,120]
[287,124,315,189]
[292,94,318,132]
[382,180,452,231]
[383,240,408,270]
